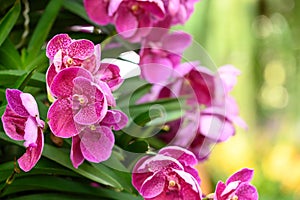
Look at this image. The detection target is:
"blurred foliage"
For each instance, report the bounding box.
[177,0,300,199]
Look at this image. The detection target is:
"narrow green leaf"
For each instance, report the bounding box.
[1,175,142,200]
[0,133,124,189]
[62,0,94,24]
[0,70,45,88]
[0,0,21,47]
[124,140,149,153]
[26,0,62,62]
[14,68,35,90]
[25,51,48,71]
[0,39,22,69]
[42,143,123,189]
[91,162,135,192]
[0,160,80,183]
[102,151,128,172]
[127,97,185,118]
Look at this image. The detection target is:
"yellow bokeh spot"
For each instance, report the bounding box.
[264,60,286,86]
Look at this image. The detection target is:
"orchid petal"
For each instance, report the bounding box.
[67,39,94,60]
[158,146,198,167]
[23,117,38,147]
[50,67,92,98]
[83,0,111,25]
[20,93,39,117]
[1,105,26,140]
[115,9,138,38]
[48,99,78,138]
[140,172,165,198]
[6,89,29,117]
[18,129,43,172]
[46,34,72,59]
[80,126,114,162]
[101,110,128,130]
[235,183,259,200]
[71,135,85,168]
[226,168,254,184]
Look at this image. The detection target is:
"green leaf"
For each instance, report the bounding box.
[0,160,80,183]
[127,97,185,118]
[91,162,135,193]
[0,0,21,47]
[26,0,62,63]
[0,70,45,88]
[62,0,94,24]
[102,151,128,172]
[0,38,22,69]
[0,133,125,189]
[1,175,142,200]
[124,140,149,153]
[42,143,124,189]
[14,68,36,90]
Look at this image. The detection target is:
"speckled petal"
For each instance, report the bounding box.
[140,172,165,199]
[235,183,258,200]
[101,110,128,130]
[50,67,93,98]
[46,64,57,88]
[67,39,94,60]
[80,126,114,162]
[48,99,78,138]
[6,89,29,117]
[226,168,254,185]
[158,146,198,167]
[73,77,107,125]
[46,34,72,59]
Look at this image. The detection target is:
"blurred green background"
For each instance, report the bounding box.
[176,0,300,199]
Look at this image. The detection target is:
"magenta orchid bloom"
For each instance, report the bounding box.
[47,67,115,138]
[46,33,95,72]
[139,31,192,83]
[84,0,166,42]
[1,89,44,172]
[132,146,202,200]
[163,0,200,26]
[214,168,258,200]
[139,63,246,161]
[71,110,128,168]
[46,34,123,91]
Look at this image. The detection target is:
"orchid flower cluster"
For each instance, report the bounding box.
[2,34,127,170]
[0,0,259,199]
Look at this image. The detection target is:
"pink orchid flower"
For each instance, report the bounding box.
[46,34,123,91]
[214,168,258,200]
[164,0,200,25]
[132,146,202,200]
[139,31,192,84]
[139,63,246,161]
[84,0,166,42]
[46,33,95,72]
[47,67,115,138]
[1,89,44,172]
[71,110,128,168]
